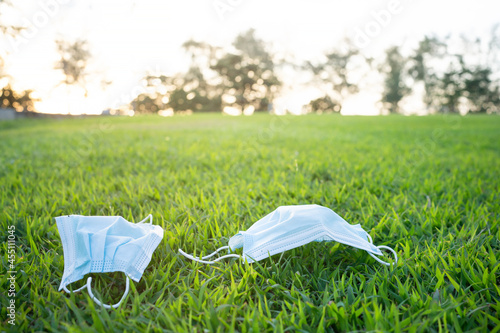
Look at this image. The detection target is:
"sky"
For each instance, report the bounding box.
[1,0,499,115]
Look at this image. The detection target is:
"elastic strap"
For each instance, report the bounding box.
[178,246,241,264]
[63,273,130,309]
[63,282,88,294]
[138,214,153,224]
[366,234,398,266]
[87,273,130,309]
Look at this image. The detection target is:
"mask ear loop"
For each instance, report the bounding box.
[178,246,241,264]
[86,273,130,309]
[63,283,88,294]
[366,234,398,266]
[138,214,153,224]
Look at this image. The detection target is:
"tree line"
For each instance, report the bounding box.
[380,32,500,114]
[131,28,500,115]
[1,10,499,115]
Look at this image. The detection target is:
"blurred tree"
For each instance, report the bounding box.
[462,66,500,113]
[55,39,91,95]
[133,40,224,114]
[167,70,222,112]
[180,42,223,111]
[182,39,221,69]
[54,39,91,114]
[0,84,36,112]
[380,46,411,113]
[132,73,173,114]
[408,36,447,111]
[306,39,360,111]
[166,66,221,112]
[233,29,273,68]
[135,67,222,114]
[212,29,281,112]
[131,93,165,114]
[438,58,465,113]
[437,37,498,113]
[0,4,36,113]
[306,95,340,113]
[459,28,500,113]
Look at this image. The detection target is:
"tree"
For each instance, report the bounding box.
[408,36,447,111]
[54,39,91,112]
[131,93,165,114]
[55,39,91,91]
[179,42,223,112]
[233,29,273,68]
[131,30,280,114]
[462,66,500,113]
[168,66,222,112]
[0,6,36,113]
[458,29,500,113]
[134,64,222,114]
[380,46,410,114]
[132,39,225,114]
[306,40,361,110]
[409,32,500,114]
[306,95,340,113]
[438,58,465,113]
[0,84,36,111]
[182,39,221,69]
[211,29,281,112]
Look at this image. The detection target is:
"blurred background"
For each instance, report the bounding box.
[0,0,499,118]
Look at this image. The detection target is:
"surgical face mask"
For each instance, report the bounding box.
[56,214,164,308]
[179,205,397,266]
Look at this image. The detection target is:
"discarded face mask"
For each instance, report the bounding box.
[56,214,164,308]
[179,204,397,266]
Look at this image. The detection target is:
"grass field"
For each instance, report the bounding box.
[1,114,499,332]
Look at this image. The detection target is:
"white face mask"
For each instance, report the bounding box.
[56,214,164,308]
[179,205,398,266]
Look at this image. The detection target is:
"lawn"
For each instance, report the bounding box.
[0,113,499,332]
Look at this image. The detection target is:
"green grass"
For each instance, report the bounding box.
[1,114,499,332]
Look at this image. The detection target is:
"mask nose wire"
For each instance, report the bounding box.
[366,234,398,266]
[178,246,241,264]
